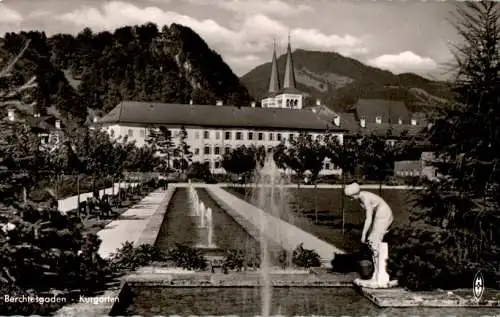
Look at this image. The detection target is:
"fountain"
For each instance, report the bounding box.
[251,154,295,317]
[198,202,206,228]
[206,207,215,248]
[188,184,217,249]
[188,184,199,216]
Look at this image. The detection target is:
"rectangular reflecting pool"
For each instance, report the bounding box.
[111,286,497,316]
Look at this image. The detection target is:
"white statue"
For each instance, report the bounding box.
[344,182,398,288]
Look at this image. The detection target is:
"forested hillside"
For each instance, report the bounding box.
[0,23,252,123]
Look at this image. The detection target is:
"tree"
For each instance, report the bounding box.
[387,2,500,291]
[145,126,175,172]
[416,2,500,258]
[324,132,360,233]
[357,133,396,195]
[0,39,42,205]
[287,133,327,223]
[174,126,192,175]
[222,145,258,184]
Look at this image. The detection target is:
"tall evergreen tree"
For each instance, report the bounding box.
[175,126,192,173]
[145,126,175,171]
[416,2,500,260]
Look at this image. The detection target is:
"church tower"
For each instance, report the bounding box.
[261,41,281,108]
[261,36,303,109]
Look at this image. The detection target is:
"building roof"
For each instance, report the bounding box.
[25,116,57,131]
[98,101,349,131]
[283,40,297,90]
[354,99,411,124]
[267,43,280,94]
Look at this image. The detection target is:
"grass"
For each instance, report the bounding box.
[224,186,422,253]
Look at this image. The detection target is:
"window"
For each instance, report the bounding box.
[248,132,254,140]
[277,133,282,141]
[216,131,221,140]
[195,131,200,139]
[316,135,323,142]
[225,131,231,140]
[325,162,331,170]
[269,133,274,141]
[214,147,220,155]
[204,130,210,139]
[225,147,231,154]
[258,132,264,141]
[128,129,133,137]
[215,161,222,169]
[140,129,145,137]
[289,133,294,141]
[236,132,242,140]
[204,146,211,155]
[194,148,200,155]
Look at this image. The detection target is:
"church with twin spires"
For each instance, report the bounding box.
[261,38,304,109]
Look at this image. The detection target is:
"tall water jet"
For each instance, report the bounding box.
[250,154,291,317]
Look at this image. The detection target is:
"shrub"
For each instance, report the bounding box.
[0,284,66,316]
[0,203,111,315]
[109,242,165,273]
[187,162,215,183]
[222,248,260,272]
[0,203,108,292]
[387,226,500,291]
[165,244,207,271]
[292,243,321,268]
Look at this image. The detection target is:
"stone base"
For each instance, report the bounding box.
[354,278,398,289]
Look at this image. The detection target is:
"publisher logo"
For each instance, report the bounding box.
[473,271,484,300]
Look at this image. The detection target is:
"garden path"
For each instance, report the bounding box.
[57,182,138,213]
[97,188,174,259]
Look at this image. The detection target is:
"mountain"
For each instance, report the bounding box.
[241,49,453,112]
[1,23,252,122]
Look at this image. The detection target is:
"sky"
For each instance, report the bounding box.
[0,0,460,80]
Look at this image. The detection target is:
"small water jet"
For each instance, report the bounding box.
[198,202,206,228]
[205,207,216,248]
[188,185,200,216]
[189,184,217,249]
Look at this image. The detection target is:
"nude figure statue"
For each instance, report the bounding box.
[345,182,398,288]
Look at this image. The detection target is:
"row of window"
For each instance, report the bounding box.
[201,160,336,170]
[196,131,325,142]
[194,146,263,155]
[396,170,421,177]
[124,128,328,143]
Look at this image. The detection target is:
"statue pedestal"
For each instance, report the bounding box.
[354,242,398,289]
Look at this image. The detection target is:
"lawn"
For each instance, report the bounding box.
[224,186,421,253]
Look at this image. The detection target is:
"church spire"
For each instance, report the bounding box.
[283,33,296,89]
[267,39,280,94]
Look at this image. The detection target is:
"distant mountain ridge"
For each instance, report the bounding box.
[241,49,453,112]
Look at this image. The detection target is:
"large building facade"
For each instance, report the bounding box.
[96,40,432,177]
[99,101,346,175]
